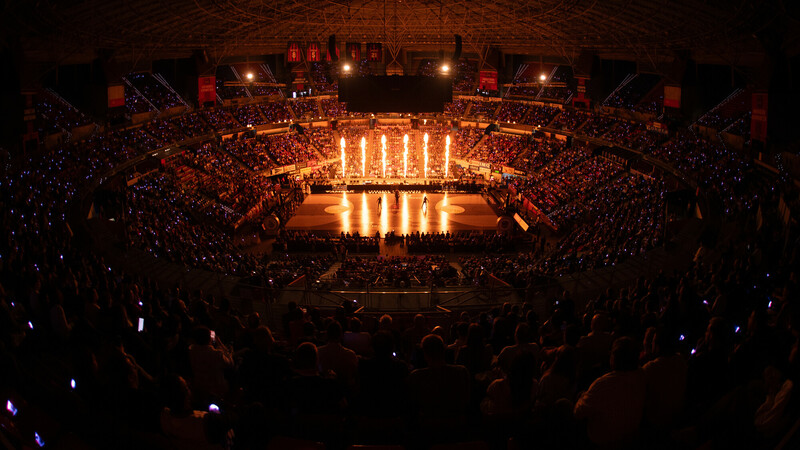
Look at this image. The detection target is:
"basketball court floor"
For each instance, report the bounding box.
[286,192,499,235]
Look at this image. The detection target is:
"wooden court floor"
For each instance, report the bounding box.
[286,192,499,235]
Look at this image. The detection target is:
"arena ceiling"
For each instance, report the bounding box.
[5,0,798,67]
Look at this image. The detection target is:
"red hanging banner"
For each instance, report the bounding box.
[478,70,498,90]
[366,43,382,62]
[307,43,321,62]
[287,43,302,62]
[108,84,125,108]
[664,85,681,109]
[197,76,216,104]
[347,42,361,61]
[572,77,591,108]
[751,92,768,142]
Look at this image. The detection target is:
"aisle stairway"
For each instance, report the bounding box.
[319,262,341,282]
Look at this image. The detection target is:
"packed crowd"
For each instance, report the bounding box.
[515,156,622,217]
[406,231,514,254]
[200,108,241,130]
[290,99,321,119]
[418,123,452,178]
[507,144,590,214]
[604,74,662,110]
[537,67,574,104]
[507,86,541,98]
[469,100,501,119]
[335,255,456,288]
[125,87,154,114]
[512,138,565,173]
[726,112,752,139]
[697,89,751,131]
[2,74,799,450]
[125,72,184,111]
[215,77,249,100]
[579,115,619,138]
[321,98,348,117]
[231,105,266,128]
[601,121,665,152]
[304,126,335,159]
[37,89,94,135]
[453,61,479,92]
[521,104,561,128]
[237,64,282,97]
[542,174,665,274]
[142,119,187,144]
[416,60,440,77]
[310,62,338,93]
[177,143,272,221]
[2,194,796,449]
[170,113,213,137]
[444,98,470,117]
[336,125,370,177]
[549,109,591,131]
[264,132,318,166]
[219,134,274,171]
[633,98,663,115]
[258,102,292,123]
[369,125,421,178]
[651,132,754,215]
[274,230,380,254]
[495,101,529,123]
[537,85,573,104]
[452,126,484,158]
[471,133,530,166]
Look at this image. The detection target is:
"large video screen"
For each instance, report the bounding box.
[339,76,452,113]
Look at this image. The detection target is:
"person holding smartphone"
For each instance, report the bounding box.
[188,326,233,404]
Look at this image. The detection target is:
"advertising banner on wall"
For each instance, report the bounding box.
[197,76,216,104]
[479,70,498,90]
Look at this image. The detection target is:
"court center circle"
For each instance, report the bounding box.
[436,203,465,214]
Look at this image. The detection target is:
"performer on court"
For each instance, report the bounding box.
[421,195,429,214]
[394,188,400,206]
[377,196,382,213]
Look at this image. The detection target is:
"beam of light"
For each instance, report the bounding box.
[340,136,346,179]
[341,191,350,233]
[445,134,451,178]
[440,192,449,233]
[360,136,366,178]
[381,134,387,178]
[361,192,369,235]
[401,192,409,235]
[423,132,429,179]
[403,134,409,178]
[379,193,389,236]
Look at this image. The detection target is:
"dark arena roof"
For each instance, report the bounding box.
[1,1,800,450]
[7,0,798,64]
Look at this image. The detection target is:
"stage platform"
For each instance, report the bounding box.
[286,192,499,235]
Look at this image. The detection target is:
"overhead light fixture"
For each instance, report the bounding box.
[246,72,254,80]
[539,73,547,81]
[441,64,450,73]
[343,64,351,72]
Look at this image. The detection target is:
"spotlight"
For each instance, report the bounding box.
[343,63,351,72]
[539,73,547,81]
[246,72,254,80]
[441,64,450,73]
